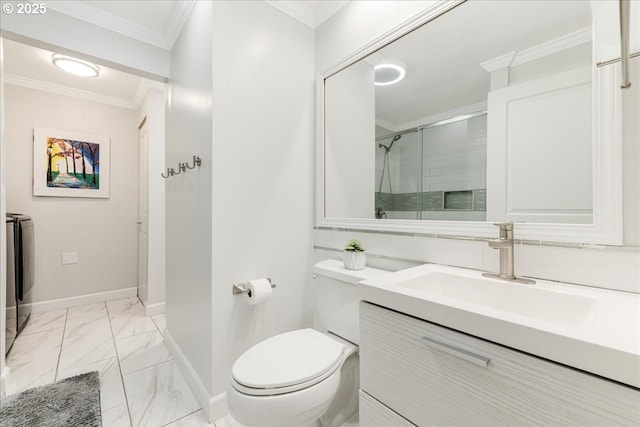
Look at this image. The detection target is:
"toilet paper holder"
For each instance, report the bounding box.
[232,278,276,295]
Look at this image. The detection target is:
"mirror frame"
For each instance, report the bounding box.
[315,0,623,245]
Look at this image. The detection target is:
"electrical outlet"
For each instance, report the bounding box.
[62,252,78,265]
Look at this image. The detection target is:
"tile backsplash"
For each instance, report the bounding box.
[313,227,640,294]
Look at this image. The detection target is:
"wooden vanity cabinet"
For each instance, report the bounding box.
[359,302,640,426]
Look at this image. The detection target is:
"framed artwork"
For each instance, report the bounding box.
[33,127,110,198]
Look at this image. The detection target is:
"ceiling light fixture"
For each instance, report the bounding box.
[51,54,100,77]
[374,61,406,86]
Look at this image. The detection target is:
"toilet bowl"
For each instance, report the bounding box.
[227,259,389,427]
[227,329,357,427]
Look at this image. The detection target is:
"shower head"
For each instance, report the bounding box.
[388,134,401,150]
[379,134,401,153]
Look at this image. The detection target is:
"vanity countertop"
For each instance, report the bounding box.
[358,264,640,388]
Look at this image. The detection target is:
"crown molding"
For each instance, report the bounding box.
[265,1,348,29]
[512,27,592,67]
[46,2,166,48]
[480,51,516,72]
[133,80,149,110]
[265,1,315,28]
[481,27,592,71]
[133,79,166,110]
[46,1,331,47]
[314,1,349,27]
[4,73,139,110]
[164,1,197,50]
[45,1,195,50]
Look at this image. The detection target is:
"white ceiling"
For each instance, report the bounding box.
[3,38,151,109]
[3,0,346,109]
[5,0,590,122]
[369,0,592,132]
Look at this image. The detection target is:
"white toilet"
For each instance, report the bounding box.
[227,259,389,427]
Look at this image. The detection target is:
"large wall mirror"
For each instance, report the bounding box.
[318,0,624,244]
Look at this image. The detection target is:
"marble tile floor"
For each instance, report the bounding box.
[5,297,360,427]
[4,297,211,426]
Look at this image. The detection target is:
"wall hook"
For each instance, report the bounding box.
[185,155,202,170]
[160,155,202,179]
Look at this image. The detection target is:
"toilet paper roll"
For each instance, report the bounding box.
[247,278,272,305]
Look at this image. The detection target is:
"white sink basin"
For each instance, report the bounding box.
[358,263,640,388]
[397,271,596,328]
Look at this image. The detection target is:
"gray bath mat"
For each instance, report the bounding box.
[0,371,102,426]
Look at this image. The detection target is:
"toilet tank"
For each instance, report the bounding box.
[312,259,389,344]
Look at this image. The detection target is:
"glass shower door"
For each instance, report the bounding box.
[375,130,421,219]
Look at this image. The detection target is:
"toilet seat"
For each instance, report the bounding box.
[231,329,345,396]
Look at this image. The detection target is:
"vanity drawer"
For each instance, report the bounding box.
[360,302,640,426]
[360,390,416,427]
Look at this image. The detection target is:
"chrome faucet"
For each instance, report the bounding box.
[483,222,535,284]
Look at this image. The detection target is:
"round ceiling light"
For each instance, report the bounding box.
[374,61,406,86]
[52,54,100,77]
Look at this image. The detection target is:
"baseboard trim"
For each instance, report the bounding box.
[1,367,10,397]
[144,302,166,317]
[210,391,229,423]
[27,287,138,314]
[164,330,228,423]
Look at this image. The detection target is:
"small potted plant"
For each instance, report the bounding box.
[343,239,366,270]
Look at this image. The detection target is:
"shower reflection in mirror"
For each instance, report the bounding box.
[375,111,487,221]
[375,134,400,219]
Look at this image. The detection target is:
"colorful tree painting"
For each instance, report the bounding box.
[45,137,100,189]
[34,127,110,198]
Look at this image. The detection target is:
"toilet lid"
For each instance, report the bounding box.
[232,329,345,390]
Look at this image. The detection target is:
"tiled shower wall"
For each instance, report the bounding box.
[375,114,487,220]
[376,189,487,220]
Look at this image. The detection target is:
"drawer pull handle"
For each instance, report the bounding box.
[421,336,490,368]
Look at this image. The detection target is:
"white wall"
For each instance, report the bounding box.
[165,0,214,399]
[3,84,139,302]
[325,60,375,218]
[164,1,314,417]
[314,1,640,294]
[137,86,166,311]
[210,0,314,398]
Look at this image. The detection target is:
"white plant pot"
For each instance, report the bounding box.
[343,251,366,270]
